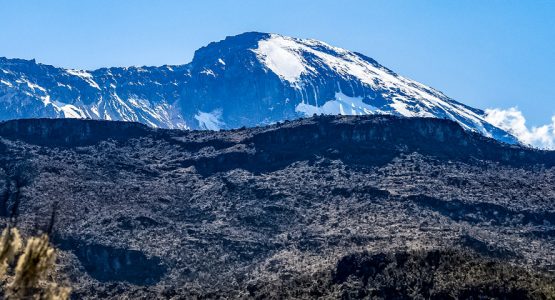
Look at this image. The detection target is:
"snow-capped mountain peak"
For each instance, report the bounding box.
[248,33,512,142]
[0,32,518,144]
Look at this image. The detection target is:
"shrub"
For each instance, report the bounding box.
[0,227,70,300]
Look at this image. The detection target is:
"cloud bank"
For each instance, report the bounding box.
[485,107,555,150]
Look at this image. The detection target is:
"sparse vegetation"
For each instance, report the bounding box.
[0,227,70,300]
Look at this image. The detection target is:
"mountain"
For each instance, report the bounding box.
[0,32,518,144]
[0,116,553,298]
[0,57,188,128]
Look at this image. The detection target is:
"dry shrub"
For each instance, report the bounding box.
[0,227,70,300]
[0,227,22,278]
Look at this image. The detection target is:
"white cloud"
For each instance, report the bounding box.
[485,107,555,150]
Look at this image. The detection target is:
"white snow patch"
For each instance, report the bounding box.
[200,69,216,77]
[56,82,71,89]
[66,69,101,90]
[40,95,52,106]
[253,35,312,84]
[128,98,150,108]
[59,105,86,118]
[218,58,226,65]
[110,92,138,122]
[0,80,12,87]
[389,100,414,117]
[52,101,86,118]
[295,92,378,116]
[194,110,225,130]
[90,105,100,117]
[24,80,46,92]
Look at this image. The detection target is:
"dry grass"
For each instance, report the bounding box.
[0,227,70,300]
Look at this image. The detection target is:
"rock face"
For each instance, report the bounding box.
[0,57,188,128]
[0,32,518,144]
[0,116,553,298]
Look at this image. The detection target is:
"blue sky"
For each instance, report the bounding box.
[1,0,554,128]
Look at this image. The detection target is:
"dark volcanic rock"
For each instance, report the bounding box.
[0,115,553,298]
[57,238,167,285]
[0,118,150,147]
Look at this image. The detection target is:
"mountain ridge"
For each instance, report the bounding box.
[0,32,519,144]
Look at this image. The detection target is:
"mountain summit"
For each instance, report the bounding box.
[0,32,518,143]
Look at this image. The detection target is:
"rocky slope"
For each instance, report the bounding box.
[0,32,518,144]
[0,116,553,298]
